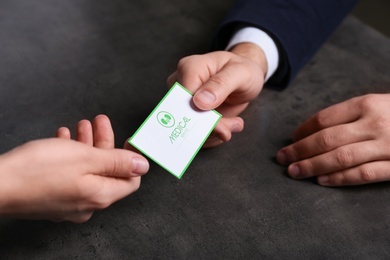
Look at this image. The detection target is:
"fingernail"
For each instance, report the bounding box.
[289,164,300,178]
[196,90,216,105]
[132,157,149,174]
[276,150,287,165]
[318,175,329,185]
[231,124,243,133]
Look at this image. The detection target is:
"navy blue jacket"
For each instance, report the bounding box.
[213,0,359,87]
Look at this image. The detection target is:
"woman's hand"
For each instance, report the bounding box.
[0,115,149,223]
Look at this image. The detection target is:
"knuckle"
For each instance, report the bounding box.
[176,62,187,75]
[94,198,112,210]
[316,131,334,150]
[79,188,111,211]
[177,56,190,67]
[359,94,378,111]
[74,181,87,199]
[372,115,390,131]
[106,153,127,178]
[111,156,123,176]
[176,58,191,73]
[334,149,354,167]
[313,111,331,129]
[177,55,200,70]
[359,166,377,183]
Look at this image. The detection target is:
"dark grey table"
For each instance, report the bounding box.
[0,1,389,259]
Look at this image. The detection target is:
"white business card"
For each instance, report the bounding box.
[129,82,221,179]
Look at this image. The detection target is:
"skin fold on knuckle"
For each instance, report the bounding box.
[104,152,128,177]
[89,192,113,210]
[334,148,354,168]
[359,165,377,183]
[209,74,229,90]
[316,130,335,151]
[371,115,390,133]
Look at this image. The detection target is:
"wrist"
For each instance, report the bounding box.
[230,42,268,79]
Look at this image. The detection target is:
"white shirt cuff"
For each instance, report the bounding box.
[226,27,279,82]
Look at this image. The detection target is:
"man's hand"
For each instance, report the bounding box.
[168,43,267,147]
[277,94,390,186]
[0,115,149,223]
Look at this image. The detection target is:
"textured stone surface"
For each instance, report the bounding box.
[0,0,389,259]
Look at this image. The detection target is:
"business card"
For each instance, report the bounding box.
[129,82,221,179]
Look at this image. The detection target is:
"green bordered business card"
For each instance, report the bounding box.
[129,82,221,179]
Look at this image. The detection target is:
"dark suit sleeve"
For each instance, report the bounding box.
[212,0,359,88]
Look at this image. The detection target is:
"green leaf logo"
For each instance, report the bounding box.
[157,111,175,128]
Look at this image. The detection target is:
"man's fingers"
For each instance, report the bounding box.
[76,120,93,145]
[221,117,244,135]
[317,161,390,186]
[167,55,211,93]
[93,114,115,149]
[167,69,203,94]
[277,122,372,165]
[293,97,362,141]
[56,127,71,139]
[286,140,387,179]
[203,117,244,148]
[217,102,249,118]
